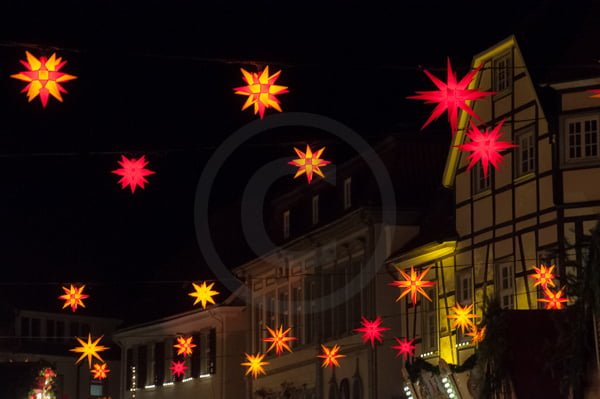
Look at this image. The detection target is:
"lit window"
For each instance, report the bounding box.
[312,195,319,225]
[472,163,491,194]
[283,210,290,239]
[515,129,535,176]
[344,178,352,209]
[421,287,438,352]
[495,262,514,309]
[565,116,600,162]
[493,53,512,93]
[456,269,472,305]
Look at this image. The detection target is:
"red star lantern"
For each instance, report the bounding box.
[391,337,415,361]
[408,58,494,135]
[288,145,331,184]
[112,155,155,193]
[389,265,436,305]
[170,360,188,378]
[263,325,297,356]
[234,66,289,119]
[354,316,390,348]
[11,51,77,108]
[530,265,556,289]
[538,287,568,310]
[91,363,110,380]
[318,344,345,368]
[174,336,197,357]
[456,119,517,178]
[59,284,89,312]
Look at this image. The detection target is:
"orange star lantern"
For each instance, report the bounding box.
[263,325,297,356]
[538,287,568,310]
[288,145,331,184]
[389,265,436,305]
[70,334,109,368]
[530,265,556,288]
[447,303,480,334]
[11,51,77,108]
[91,363,110,380]
[318,344,345,368]
[466,325,486,344]
[241,353,269,379]
[59,284,89,312]
[234,66,288,119]
[174,336,197,357]
[188,281,219,309]
[112,155,155,193]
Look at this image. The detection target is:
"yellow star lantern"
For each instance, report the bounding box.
[241,353,269,379]
[288,145,331,184]
[466,325,486,344]
[447,303,480,334]
[318,344,346,368]
[234,66,288,119]
[70,334,109,368]
[59,284,89,312]
[389,265,436,305]
[530,265,556,289]
[91,363,110,380]
[188,281,219,310]
[263,325,297,356]
[174,336,197,357]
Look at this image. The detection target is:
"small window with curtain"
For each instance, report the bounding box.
[515,128,535,177]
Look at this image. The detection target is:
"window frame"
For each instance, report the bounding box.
[344,177,352,210]
[283,210,290,240]
[562,112,600,167]
[472,162,491,195]
[514,127,536,177]
[495,261,515,310]
[420,286,438,353]
[312,195,319,225]
[493,51,513,94]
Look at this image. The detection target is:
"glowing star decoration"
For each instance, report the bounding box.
[456,120,518,178]
[112,155,155,193]
[391,337,416,361]
[538,287,568,310]
[466,325,487,344]
[70,334,109,368]
[354,316,391,348]
[530,265,556,289]
[11,51,77,108]
[288,145,331,184]
[188,281,219,310]
[59,284,89,312]
[174,336,197,357]
[234,66,288,119]
[318,344,346,369]
[408,58,493,135]
[389,265,436,305]
[91,363,110,380]
[447,303,480,334]
[241,353,269,379]
[263,325,297,356]
[589,90,600,99]
[170,361,188,378]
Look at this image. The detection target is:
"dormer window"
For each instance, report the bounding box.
[344,177,352,209]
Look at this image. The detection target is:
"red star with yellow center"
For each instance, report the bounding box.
[318,344,345,368]
[59,284,89,312]
[288,145,331,184]
[234,66,288,119]
[174,336,197,357]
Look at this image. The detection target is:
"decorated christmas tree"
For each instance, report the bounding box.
[27,367,56,399]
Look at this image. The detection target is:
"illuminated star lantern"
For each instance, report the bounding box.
[263,325,297,356]
[170,360,188,378]
[530,265,556,289]
[408,58,494,135]
[456,119,518,178]
[288,145,331,184]
[354,316,391,348]
[318,344,346,368]
[389,265,436,305]
[112,155,155,193]
[91,363,110,380]
[174,336,197,357]
[188,281,219,310]
[241,353,269,379]
[589,90,600,98]
[391,337,416,361]
[447,303,480,334]
[466,325,486,344]
[59,284,89,312]
[70,334,109,368]
[538,287,568,310]
[234,66,289,119]
[11,51,77,108]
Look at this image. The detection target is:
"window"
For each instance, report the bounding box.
[90,383,103,396]
[349,257,363,330]
[164,339,173,383]
[495,262,515,309]
[31,319,40,337]
[292,284,303,345]
[344,178,352,209]
[126,348,135,390]
[81,323,90,336]
[147,344,155,387]
[69,322,79,337]
[279,289,289,327]
[456,269,473,305]
[340,379,350,399]
[565,115,600,162]
[20,317,29,337]
[46,320,55,340]
[56,321,65,342]
[283,210,290,240]
[473,162,491,194]
[329,382,339,399]
[200,332,210,375]
[352,376,364,399]
[254,299,264,352]
[191,334,201,378]
[137,345,148,386]
[515,129,535,176]
[154,342,165,385]
[421,287,438,352]
[334,262,349,336]
[312,195,319,225]
[306,277,319,344]
[493,53,512,93]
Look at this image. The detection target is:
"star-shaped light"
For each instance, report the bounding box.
[263,325,297,356]
[59,284,89,312]
[70,334,109,368]
[456,119,518,178]
[408,58,494,135]
[530,265,556,289]
[234,66,289,119]
[391,337,416,361]
[174,336,197,357]
[188,281,219,310]
[354,316,391,348]
[241,353,269,379]
[91,363,110,380]
[389,265,436,305]
[538,287,568,310]
[112,155,155,193]
[466,325,486,344]
[589,90,600,99]
[318,344,346,368]
[288,145,331,184]
[11,51,77,108]
[170,360,188,378]
[447,303,480,334]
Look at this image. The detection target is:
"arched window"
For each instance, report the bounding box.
[328,381,339,399]
[352,376,363,399]
[340,379,350,399]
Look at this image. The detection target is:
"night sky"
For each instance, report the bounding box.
[0,0,595,324]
